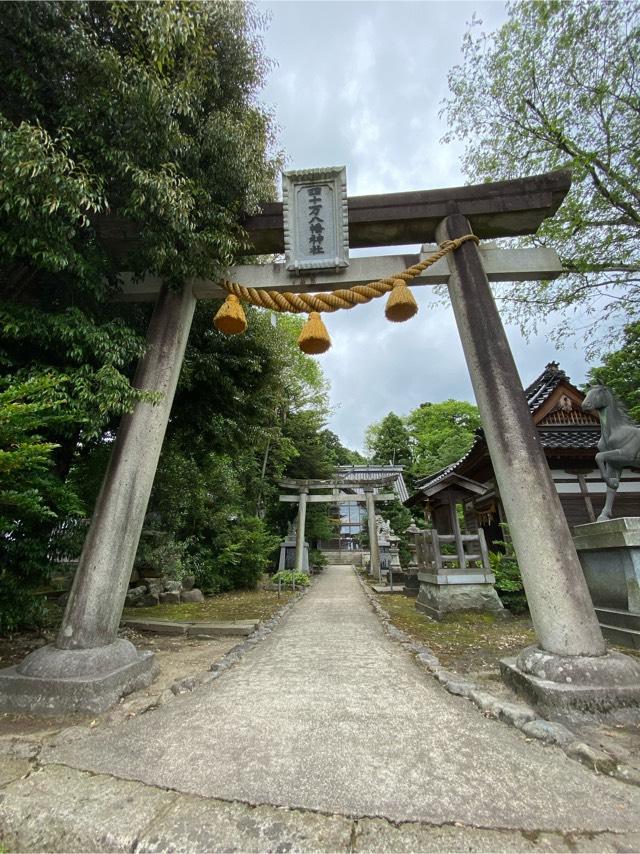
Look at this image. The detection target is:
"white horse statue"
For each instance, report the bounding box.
[582,385,640,521]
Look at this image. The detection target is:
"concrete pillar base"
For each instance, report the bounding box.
[0,639,157,715]
[501,644,640,718]
[416,580,505,621]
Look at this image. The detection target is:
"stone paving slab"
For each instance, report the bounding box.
[0,765,177,852]
[4,764,640,853]
[122,619,259,637]
[45,566,640,834]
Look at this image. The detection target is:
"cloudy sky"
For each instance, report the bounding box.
[256,0,592,453]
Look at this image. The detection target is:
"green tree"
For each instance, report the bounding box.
[442,1,640,353]
[365,412,413,469]
[587,322,640,421]
[407,400,481,476]
[0,1,280,624]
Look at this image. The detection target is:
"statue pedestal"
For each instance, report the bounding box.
[278,536,309,573]
[573,517,640,649]
[415,570,504,621]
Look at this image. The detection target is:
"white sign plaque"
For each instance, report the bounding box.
[282,166,349,273]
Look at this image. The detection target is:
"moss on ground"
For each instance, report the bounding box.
[375,592,536,675]
[122,588,296,624]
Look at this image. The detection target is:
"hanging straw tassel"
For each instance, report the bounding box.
[214,294,247,335]
[298,311,331,354]
[385,278,418,323]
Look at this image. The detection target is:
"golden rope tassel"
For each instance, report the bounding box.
[384,278,418,322]
[298,311,331,354]
[213,294,247,335]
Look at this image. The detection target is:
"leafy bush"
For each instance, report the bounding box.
[272,570,310,588]
[489,548,528,614]
[309,549,327,569]
[194,516,280,594]
[135,532,192,582]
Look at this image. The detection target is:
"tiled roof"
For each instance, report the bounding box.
[538,428,600,449]
[338,465,409,503]
[524,361,570,413]
[413,433,484,491]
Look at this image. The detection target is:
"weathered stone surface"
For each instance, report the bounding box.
[354,819,640,853]
[145,579,165,597]
[0,739,40,760]
[0,642,157,715]
[181,574,195,591]
[0,765,175,852]
[180,589,205,603]
[125,585,147,606]
[565,741,618,775]
[614,764,640,786]
[492,700,538,728]
[469,689,500,715]
[136,792,353,853]
[443,678,475,698]
[188,620,258,638]
[521,719,576,746]
[46,567,640,831]
[159,591,180,605]
[0,758,32,787]
[141,592,160,607]
[502,647,640,716]
[416,580,504,620]
[163,580,182,593]
[121,619,187,636]
[416,651,440,670]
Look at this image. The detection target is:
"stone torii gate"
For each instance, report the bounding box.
[279,476,398,579]
[3,169,639,715]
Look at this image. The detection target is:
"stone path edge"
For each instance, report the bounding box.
[353,569,640,789]
[164,582,312,699]
[0,582,312,765]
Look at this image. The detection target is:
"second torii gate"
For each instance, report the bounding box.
[4,168,640,716]
[279,476,399,579]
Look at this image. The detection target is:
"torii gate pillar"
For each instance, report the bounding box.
[365,489,381,581]
[0,283,196,713]
[295,487,309,573]
[437,215,640,715]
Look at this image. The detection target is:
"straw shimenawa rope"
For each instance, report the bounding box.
[218,235,479,315]
[213,234,480,353]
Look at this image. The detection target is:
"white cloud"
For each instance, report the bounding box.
[258,1,594,454]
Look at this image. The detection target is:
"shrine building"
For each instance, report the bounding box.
[405,363,640,548]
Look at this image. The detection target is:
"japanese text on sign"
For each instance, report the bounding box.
[307,186,325,255]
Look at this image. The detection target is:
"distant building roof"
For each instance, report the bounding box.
[338,465,409,503]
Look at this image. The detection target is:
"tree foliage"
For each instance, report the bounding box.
[365,412,413,468]
[587,322,640,422]
[442,0,640,353]
[0,1,282,628]
[408,400,481,476]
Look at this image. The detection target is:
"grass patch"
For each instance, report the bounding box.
[377,593,536,674]
[123,588,296,624]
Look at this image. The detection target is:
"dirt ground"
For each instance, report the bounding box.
[0,586,297,742]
